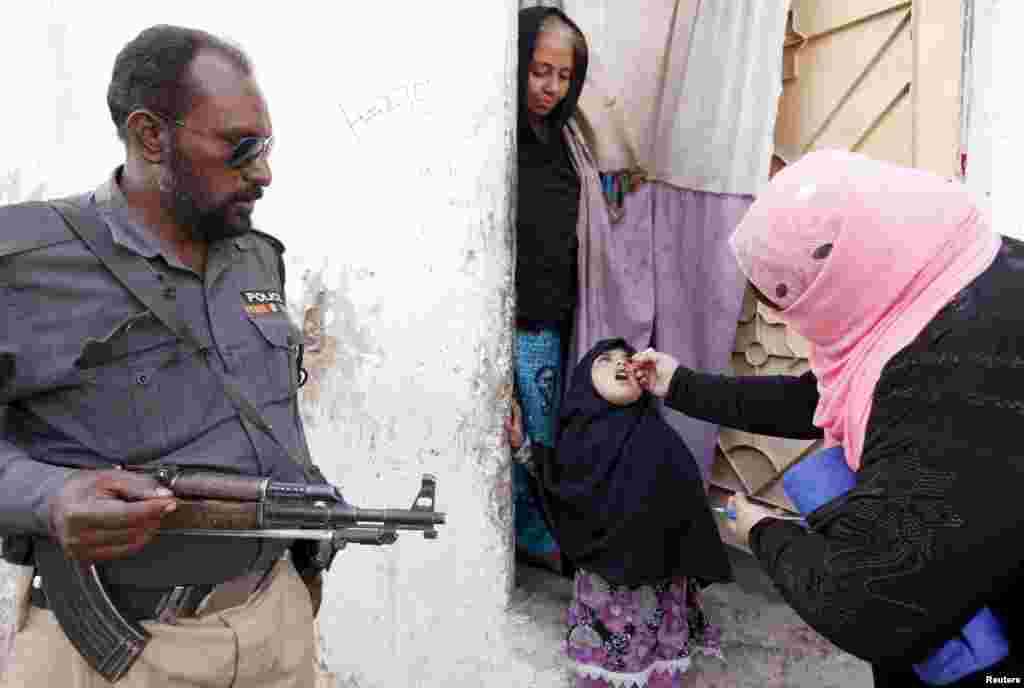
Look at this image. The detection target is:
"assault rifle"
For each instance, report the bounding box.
[32,467,445,682]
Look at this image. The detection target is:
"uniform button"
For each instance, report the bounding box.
[136,374,149,385]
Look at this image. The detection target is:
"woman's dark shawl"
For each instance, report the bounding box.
[515,6,588,325]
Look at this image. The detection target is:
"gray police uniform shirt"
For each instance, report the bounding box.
[0,169,312,585]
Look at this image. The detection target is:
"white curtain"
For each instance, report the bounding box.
[565,0,788,196]
[520,0,564,9]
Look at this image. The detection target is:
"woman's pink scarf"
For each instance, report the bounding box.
[730,150,1000,470]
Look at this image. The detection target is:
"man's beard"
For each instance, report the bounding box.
[161,140,255,242]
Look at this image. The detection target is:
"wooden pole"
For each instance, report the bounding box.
[911,0,965,177]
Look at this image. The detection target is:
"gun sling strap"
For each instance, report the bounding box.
[48,199,324,484]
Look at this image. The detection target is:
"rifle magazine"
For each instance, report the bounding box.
[33,538,151,682]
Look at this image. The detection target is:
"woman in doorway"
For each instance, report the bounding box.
[506,6,593,575]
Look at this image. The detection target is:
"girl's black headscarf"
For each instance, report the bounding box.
[544,338,733,587]
[515,7,588,327]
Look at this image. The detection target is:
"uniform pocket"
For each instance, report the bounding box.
[66,311,180,459]
[245,313,302,402]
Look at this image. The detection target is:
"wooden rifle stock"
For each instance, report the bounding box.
[30,469,445,682]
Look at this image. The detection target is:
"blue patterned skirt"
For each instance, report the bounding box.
[513,327,563,566]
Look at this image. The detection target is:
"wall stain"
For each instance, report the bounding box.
[459,249,479,277]
[461,75,507,143]
[448,197,475,210]
[298,288,335,406]
[339,672,370,688]
[0,169,48,205]
[297,264,384,445]
[462,280,516,538]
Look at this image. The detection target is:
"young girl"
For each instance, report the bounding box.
[538,338,732,687]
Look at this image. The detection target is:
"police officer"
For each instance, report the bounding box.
[0,25,323,686]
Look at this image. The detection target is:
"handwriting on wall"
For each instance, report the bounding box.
[339,79,432,142]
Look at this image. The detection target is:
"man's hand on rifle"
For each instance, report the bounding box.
[48,470,178,563]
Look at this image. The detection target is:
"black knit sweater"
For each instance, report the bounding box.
[666,238,1024,686]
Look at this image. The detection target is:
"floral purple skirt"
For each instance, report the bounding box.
[565,570,724,688]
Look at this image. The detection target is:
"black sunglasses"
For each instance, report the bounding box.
[152,112,273,169]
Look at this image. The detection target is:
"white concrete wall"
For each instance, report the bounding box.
[982,0,1018,240]
[1,3,576,686]
[963,0,990,202]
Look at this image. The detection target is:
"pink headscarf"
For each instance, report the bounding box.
[730,150,1001,471]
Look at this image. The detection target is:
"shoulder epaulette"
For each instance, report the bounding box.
[246,228,288,288]
[248,228,286,255]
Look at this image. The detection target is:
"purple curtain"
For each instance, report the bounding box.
[572,180,750,478]
[651,183,751,477]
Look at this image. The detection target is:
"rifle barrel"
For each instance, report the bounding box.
[160,528,334,540]
[353,508,446,526]
[159,528,401,545]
